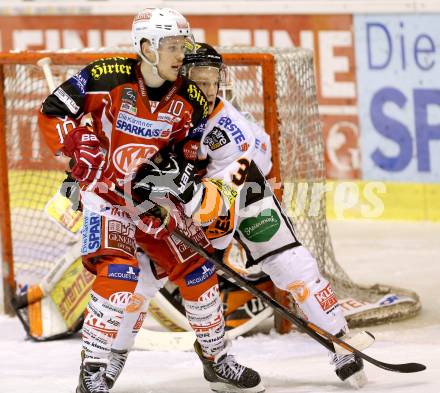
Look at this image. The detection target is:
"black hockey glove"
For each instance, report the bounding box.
[131,150,200,204]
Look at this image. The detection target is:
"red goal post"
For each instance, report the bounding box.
[0,48,421,330]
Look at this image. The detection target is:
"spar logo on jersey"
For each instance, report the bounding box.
[314,283,338,313]
[116,112,172,139]
[204,127,231,151]
[107,264,139,282]
[218,116,246,145]
[81,211,101,255]
[185,261,215,287]
[112,143,159,175]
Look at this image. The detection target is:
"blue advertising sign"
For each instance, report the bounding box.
[355,15,440,182]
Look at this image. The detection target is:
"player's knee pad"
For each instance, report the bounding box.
[260,246,320,290]
[261,246,347,334]
[183,285,225,359]
[82,290,127,359]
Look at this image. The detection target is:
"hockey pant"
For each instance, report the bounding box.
[261,245,347,335]
[112,212,227,359]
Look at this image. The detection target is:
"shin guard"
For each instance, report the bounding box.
[261,246,347,335]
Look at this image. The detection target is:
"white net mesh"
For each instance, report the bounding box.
[0,47,420,326]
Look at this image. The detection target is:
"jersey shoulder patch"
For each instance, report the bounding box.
[179,76,209,123]
[85,57,137,91]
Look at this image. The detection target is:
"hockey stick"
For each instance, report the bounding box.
[109,186,425,373]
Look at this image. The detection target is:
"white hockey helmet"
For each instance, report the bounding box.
[132,8,192,62]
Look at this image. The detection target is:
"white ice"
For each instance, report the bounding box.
[1,220,439,393]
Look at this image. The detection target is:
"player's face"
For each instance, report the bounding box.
[189,66,220,114]
[157,36,188,81]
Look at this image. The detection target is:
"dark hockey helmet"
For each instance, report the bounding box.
[181,42,223,71]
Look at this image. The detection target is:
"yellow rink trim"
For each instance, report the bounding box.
[8,170,65,210]
[325,180,440,222]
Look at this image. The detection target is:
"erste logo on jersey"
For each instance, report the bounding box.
[218,116,246,145]
[112,143,159,175]
[204,127,231,151]
[116,112,172,139]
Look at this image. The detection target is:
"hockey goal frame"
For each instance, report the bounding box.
[0,48,421,331]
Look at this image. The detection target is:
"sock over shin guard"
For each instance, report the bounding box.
[183,284,226,359]
[82,291,127,359]
[261,246,347,335]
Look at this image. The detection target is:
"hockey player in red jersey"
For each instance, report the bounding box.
[38,9,262,393]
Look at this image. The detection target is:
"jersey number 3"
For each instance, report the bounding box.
[232,158,250,186]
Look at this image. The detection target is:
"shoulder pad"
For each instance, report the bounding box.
[86,57,137,91]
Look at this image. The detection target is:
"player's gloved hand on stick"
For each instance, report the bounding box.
[131,150,200,204]
[137,204,177,240]
[62,126,105,184]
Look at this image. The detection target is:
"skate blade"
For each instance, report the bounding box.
[210,381,265,393]
[345,369,368,389]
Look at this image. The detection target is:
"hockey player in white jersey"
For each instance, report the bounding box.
[109,43,367,390]
[180,43,367,388]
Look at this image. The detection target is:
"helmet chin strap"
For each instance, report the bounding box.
[139,48,166,88]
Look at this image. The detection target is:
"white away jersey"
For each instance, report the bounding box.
[185,97,272,249]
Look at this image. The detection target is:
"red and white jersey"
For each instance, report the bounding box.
[39,56,208,188]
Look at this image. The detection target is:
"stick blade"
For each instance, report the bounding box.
[377,361,426,373]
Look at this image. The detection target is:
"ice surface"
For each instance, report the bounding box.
[0,220,439,392]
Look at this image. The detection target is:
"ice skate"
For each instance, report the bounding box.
[331,351,367,389]
[76,352,109,393]
[194,341,265,393]
[330,330,368,388]
[105,349,128,389]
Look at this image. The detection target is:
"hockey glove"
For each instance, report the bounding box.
[62,126,105,184]
[131,150,199,204]
[138,204,177,240]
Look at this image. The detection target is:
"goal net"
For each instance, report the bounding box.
[0,47,420,328]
